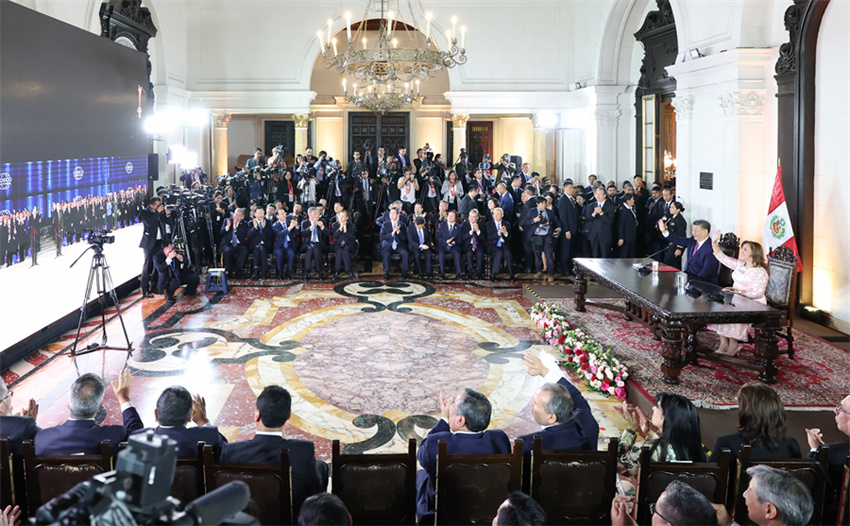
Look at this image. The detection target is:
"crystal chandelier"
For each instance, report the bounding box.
[319,0,468,112]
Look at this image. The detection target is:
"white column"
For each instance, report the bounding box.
[451,113,469,165]
[294,113,310,155]
[593,109,621,181]
[531,114,549,180]
[212,113,231,177]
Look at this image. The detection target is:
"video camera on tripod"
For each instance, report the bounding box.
[159,185,217,270]
[86,229,115,248]
[34,431,255,526]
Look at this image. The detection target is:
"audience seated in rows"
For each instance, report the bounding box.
[710,382,800,460]
[612,480,718,526]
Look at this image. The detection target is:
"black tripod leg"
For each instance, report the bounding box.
[101,255,133,352]
[70,254,99,357]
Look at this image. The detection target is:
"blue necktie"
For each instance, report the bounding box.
[496,223,502,247]
[392,223,398,250]
[418,228,424,249]
[312,225,318,244]
[232,224,237,245]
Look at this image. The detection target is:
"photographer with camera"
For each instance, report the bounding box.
[397,167,419,215]
[524,196,561,281]
[454,148,473,187]
[298,168,319,208]
[153,242,200,305]
[248,207,273,280]
[352,169,376,219]
[220,208,249,278]
[496,154,517,184]
[246,147,265,171]
[325,158,348,209]
[139,197,166,298]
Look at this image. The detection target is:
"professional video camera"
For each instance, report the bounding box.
[158,185,217,270]
[86,229,115,248]
[479,153,493,171]
[34,431,255,526]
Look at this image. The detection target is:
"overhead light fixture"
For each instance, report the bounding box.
[688,48,704,60]
[569,82,582,91]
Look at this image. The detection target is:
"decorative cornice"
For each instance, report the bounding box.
[293,114,311,129]
[634,0,676,37]
[594,109,621,127]
[671,96,694,121]
[212,113,231,129]
[451,113,470,129]
[718,90,765,116]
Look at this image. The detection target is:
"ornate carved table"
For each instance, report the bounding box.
[572,258,783,385]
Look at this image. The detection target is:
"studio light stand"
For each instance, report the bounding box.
[69,233,133,359]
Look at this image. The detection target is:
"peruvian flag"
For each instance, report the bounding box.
[763,165,802,271]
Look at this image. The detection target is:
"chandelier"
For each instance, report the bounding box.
[319,0,468,112]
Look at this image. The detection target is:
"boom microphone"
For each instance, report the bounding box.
[632,246,669,270]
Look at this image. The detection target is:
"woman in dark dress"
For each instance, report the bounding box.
[662,201,687,269]
[710,382,801,461]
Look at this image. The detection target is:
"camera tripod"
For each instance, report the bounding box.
[69,244,133,359]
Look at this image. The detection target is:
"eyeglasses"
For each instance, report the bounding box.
[0,390,12,404]
[649,503,672,524]
[835,406,850,416]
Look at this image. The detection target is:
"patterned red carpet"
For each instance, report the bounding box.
[550,299,850,410]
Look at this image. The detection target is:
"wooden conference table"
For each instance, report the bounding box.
[572,258,783,385]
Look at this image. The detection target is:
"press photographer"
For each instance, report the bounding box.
[157,186,219,272]
[495,153,517,183]
[153,242,199,306]
[324,158,348,208]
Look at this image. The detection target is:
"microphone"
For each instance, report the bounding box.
[632,246,669,270]
[182,481,251,525]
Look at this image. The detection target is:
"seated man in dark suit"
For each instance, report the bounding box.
[416,388,511,518]
[407,216,433,279]
[247,207,274,280]
[657,218,720,284]
[153,243,200,306]
[131,386,227,459]
[301,206,329,280]
[35,370,143,455]
[436,210,463,279]
[220,208,249,278]
[805,393,850,524]
[379,207,410,280]
[0,382,39,456]
[458,186,479,220]
[519,352,599,454]
[272,209,298,280]
[486,207,514,281]
[221,386,328,517]
[331,209,358,280]
[460,210,485,280]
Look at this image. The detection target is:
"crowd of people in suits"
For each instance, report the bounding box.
[0,185,147,269]
[1,353,840,526]
[150,144,722,287]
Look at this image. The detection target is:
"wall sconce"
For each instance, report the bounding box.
[688,48,704,60]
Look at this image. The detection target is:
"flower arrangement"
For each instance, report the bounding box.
[530,300,629,398]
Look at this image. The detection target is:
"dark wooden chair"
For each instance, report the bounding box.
[202,444,293,525]
[839,457,850,526]
[434,439,524,525]
[732,445,829,525]
[529,436,619,525]
[22,440,112,516]
[717,232,740,287]
[762,245,798,358]
[331,438,416,525]
[172,442,206,505]
[635,446,733,524]
[0,439,12,508]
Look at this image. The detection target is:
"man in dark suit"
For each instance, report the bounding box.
[220,208,249,278]
[585,187,614,258]
[0,383,39,456]
[139,197,166,297]
[153,243,200,306]
[556,181,580,276]
[35,370,143,455]
[301,206,329,280]
[486,207,514,281]
[380,208,409,280]
[805,394,850,524]
[495,182,514,218]
[616,193,639,258]
[247,207,274,280]
[272,209,298,280]
[221,386,327,517]
[460,210,485,280]
[407,216,433,279]
[458,186,478,220]
[658,218,720,284]
[331,209,358,280]
[131,386,227,459]
[436,211,463,279]
[523,197,560,281]
[416,389,511,519]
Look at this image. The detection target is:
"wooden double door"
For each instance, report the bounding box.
[349,113,410,160]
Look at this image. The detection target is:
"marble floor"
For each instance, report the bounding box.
[2,278,628,461]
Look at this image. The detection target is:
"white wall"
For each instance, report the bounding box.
[814,0,850,331]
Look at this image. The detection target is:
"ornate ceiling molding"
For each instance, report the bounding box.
[451,113,470,130]
[775,0,807,75]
